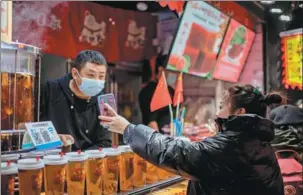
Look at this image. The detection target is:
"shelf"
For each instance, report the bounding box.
[119,176,184,195]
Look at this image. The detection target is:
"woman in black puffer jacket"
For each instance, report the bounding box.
[100,84,284,195]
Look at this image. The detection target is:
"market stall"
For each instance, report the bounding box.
[1,1,266,195]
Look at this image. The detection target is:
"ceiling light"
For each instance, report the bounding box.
[299,4,303,8]
[270,8,283,14]
[137,2,148,11]
[260,1,275,5]
[279,14,292,22]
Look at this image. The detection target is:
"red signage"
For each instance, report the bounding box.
[280,28,303,90]
[12,2,156,62]
[213,19,255,82]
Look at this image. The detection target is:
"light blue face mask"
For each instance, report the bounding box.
[76,71,105,97]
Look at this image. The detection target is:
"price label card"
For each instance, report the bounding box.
[25,121,62,150]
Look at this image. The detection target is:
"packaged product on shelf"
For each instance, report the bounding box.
[1,162,18,195]
[146,161,159,184]
[85,149,106,195]
[17,158,45,195]
[133,154,146,188]
[118,145,134,192]
[65,151,88,195]
[43,155,67,195]
[1,153,20,163]
[103,147,121,195]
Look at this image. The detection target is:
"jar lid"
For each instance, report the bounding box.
[118,145,133,153]
[85,150,106,159]
[1,162,18,175]
[21,151,45,158]
[65,151,88,162]
[102,148,121,156]
[44,149,62,155]
[17,158,45,170]
[44,155,67,165]
[1,153,20,162]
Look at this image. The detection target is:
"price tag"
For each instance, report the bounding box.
[25,121,62,150]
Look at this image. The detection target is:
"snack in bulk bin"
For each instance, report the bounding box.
[43,155,67,195]
[1,153,20,163]
[118,145,134,192]
[146,161,159,184]
[103,147,121,195]
[158,167,171,180]
[133,154,146,188]
[1,162,18,195]
[65,151,88,195]
[85,149,106,195]
[17,158,45,195]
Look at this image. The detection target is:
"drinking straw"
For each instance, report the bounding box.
[180,107,187,136]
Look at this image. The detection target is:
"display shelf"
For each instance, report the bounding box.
[119,176,184,195]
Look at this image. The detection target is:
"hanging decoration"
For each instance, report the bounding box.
[280,28,303,90]
[157,1,185,16]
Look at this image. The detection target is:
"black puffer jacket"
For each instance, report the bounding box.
[123,114,284,195]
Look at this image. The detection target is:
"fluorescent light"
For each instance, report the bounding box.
[279,14,292,22]
[137,2,148,11]
[270,8,283,14]
[260,1,275,5]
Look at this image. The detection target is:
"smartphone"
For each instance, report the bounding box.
[98,93,117,116]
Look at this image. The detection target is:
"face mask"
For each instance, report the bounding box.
[75,71,105,97]
[214,117,228,132]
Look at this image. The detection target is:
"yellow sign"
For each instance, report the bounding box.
[1,1,12,43]
[281,32,303,90]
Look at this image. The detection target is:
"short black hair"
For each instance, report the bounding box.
[73,50,107,70]
[155,54,168,74]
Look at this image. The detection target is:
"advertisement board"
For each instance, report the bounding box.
[280,28,303,90]
[166,1,229,78]
[213,19,255,82]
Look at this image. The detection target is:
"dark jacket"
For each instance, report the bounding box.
[40,74,111,150]
[123,114,284,195]
[270,105,303,152]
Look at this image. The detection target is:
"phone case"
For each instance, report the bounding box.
[98,93,117,116]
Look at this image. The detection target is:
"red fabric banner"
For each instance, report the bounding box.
[12,2,156,62]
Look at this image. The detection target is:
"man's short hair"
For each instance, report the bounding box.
[73,50,107,70]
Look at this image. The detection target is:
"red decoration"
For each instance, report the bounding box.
[157,1,184,15]
[280,30,303,91]
[150,73,172,112]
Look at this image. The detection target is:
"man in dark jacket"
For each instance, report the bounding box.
[270,105,303,161]
[40,50,111,150]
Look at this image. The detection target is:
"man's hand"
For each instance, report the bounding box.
[58,134,74,146]
[99,103,130,135]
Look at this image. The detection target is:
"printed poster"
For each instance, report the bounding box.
[213,19,255,83]
[167,1,229,78]
[280,28,303,90]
